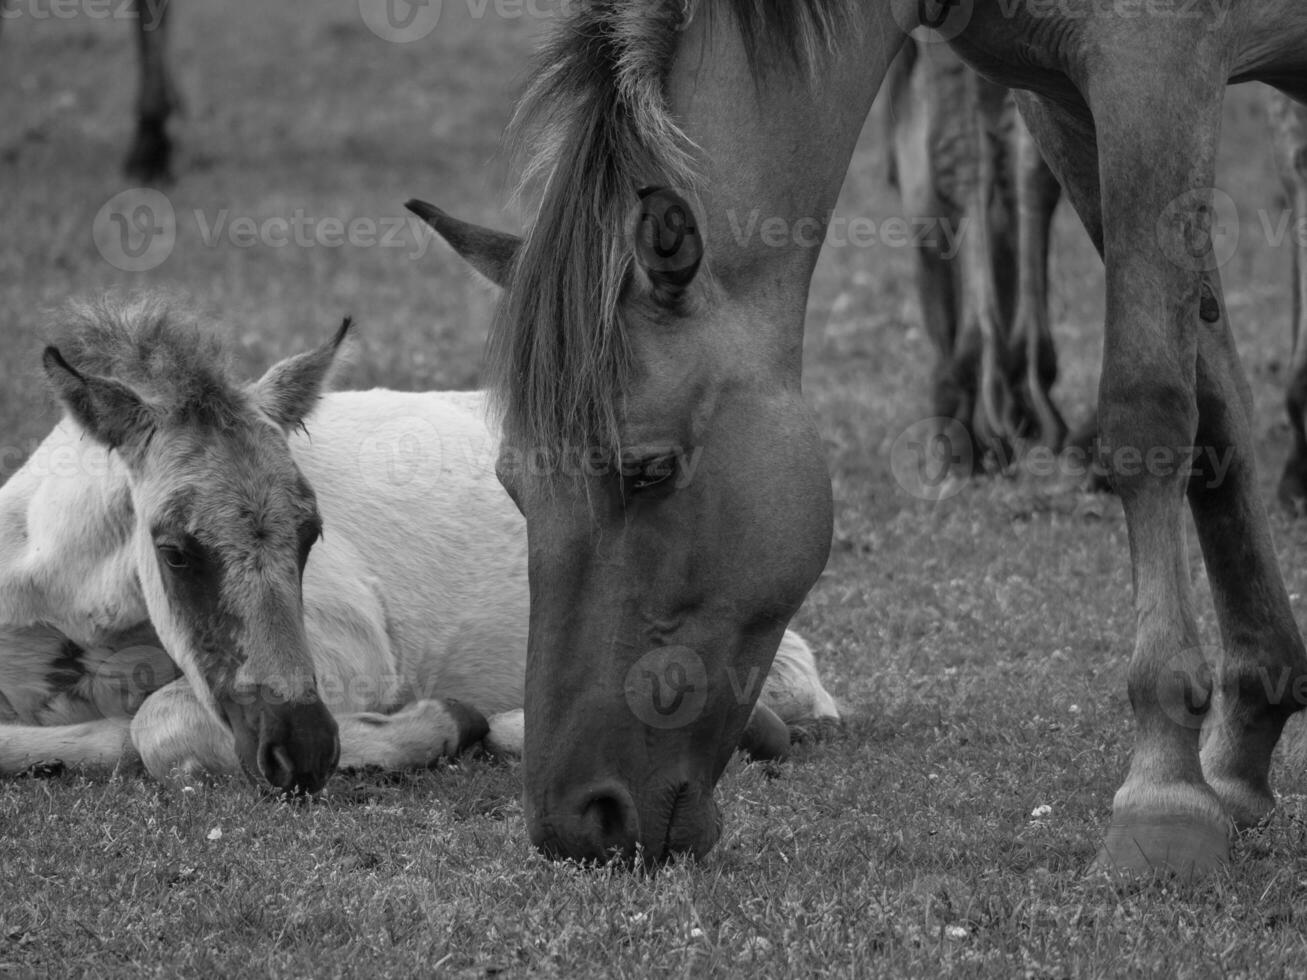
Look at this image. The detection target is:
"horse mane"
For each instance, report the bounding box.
[487,0,849,461]
[46,294,248,431]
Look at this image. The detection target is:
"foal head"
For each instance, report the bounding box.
[41,297,349,793]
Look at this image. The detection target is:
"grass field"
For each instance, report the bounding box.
[5,3,1307,976]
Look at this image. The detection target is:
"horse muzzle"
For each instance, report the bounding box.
[528,776,721,865]
[223,691,340,795]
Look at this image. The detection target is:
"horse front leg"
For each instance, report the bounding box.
[124,0,177,184]
[1190,267,1307,830]
[1017,74,1231,874]
[1267,91,1307,514]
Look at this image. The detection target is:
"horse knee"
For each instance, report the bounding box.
[1097,381,1197,496]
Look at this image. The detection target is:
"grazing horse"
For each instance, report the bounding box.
[880,39,1065,462]
[1268,89,1307,514]
[0,298,840,787]
[425,1,1307,874]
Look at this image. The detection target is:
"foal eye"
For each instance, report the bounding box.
[623,454,679,496]
[156,545,191,571]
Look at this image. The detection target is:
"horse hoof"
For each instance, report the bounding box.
[1205,775,1275,831]
[1089,812,1230,878]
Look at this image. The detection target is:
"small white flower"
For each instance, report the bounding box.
[945,925,969,940]
[689,927,704,940]
[1030,804,1052,819]
[206,826,223,841]
[1068,704,1080,714]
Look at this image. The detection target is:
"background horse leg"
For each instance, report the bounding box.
[1190,268,1307,829]
[1008,108,1067,451]
[1016,75,1231,874]
[1267,91,1307,514]
[960,69,1019,463]
[123,0,177,184]
[890,43,1005,471]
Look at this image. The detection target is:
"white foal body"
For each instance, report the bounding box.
[1,387,839,783]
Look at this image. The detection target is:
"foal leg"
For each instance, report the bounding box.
[0,718,136,774]
[1016,72,1232,874]
[1191,272,1307,829]
[123,0,177,184]
[335,699,489,770]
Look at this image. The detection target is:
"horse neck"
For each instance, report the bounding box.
[669,4,910,310]
[0,419,145,643]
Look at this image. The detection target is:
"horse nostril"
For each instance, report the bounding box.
[577,785,640,860]
[260,743,297,792]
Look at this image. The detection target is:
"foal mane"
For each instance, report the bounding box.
[47,295,247,431]
[487,0,849,460]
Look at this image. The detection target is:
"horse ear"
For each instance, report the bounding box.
[632,186,704,299]
[42,347,155,451]
[250,317,353,430]
[406,199,520,288]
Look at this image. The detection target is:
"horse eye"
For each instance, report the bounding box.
[624,454,678,495]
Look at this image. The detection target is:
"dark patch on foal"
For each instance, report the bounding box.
[45,638,87,691]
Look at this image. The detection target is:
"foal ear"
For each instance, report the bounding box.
[406,199,521,288]
[250,318,353,430]
[42,347,155,451]
[631,187,704,299]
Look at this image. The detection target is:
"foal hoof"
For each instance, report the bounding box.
[445,699,490,756]
[1090,814,1230,879]
[739,703,790,761]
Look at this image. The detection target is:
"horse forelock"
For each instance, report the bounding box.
[48,294,248,433]
[489,0,849,462]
